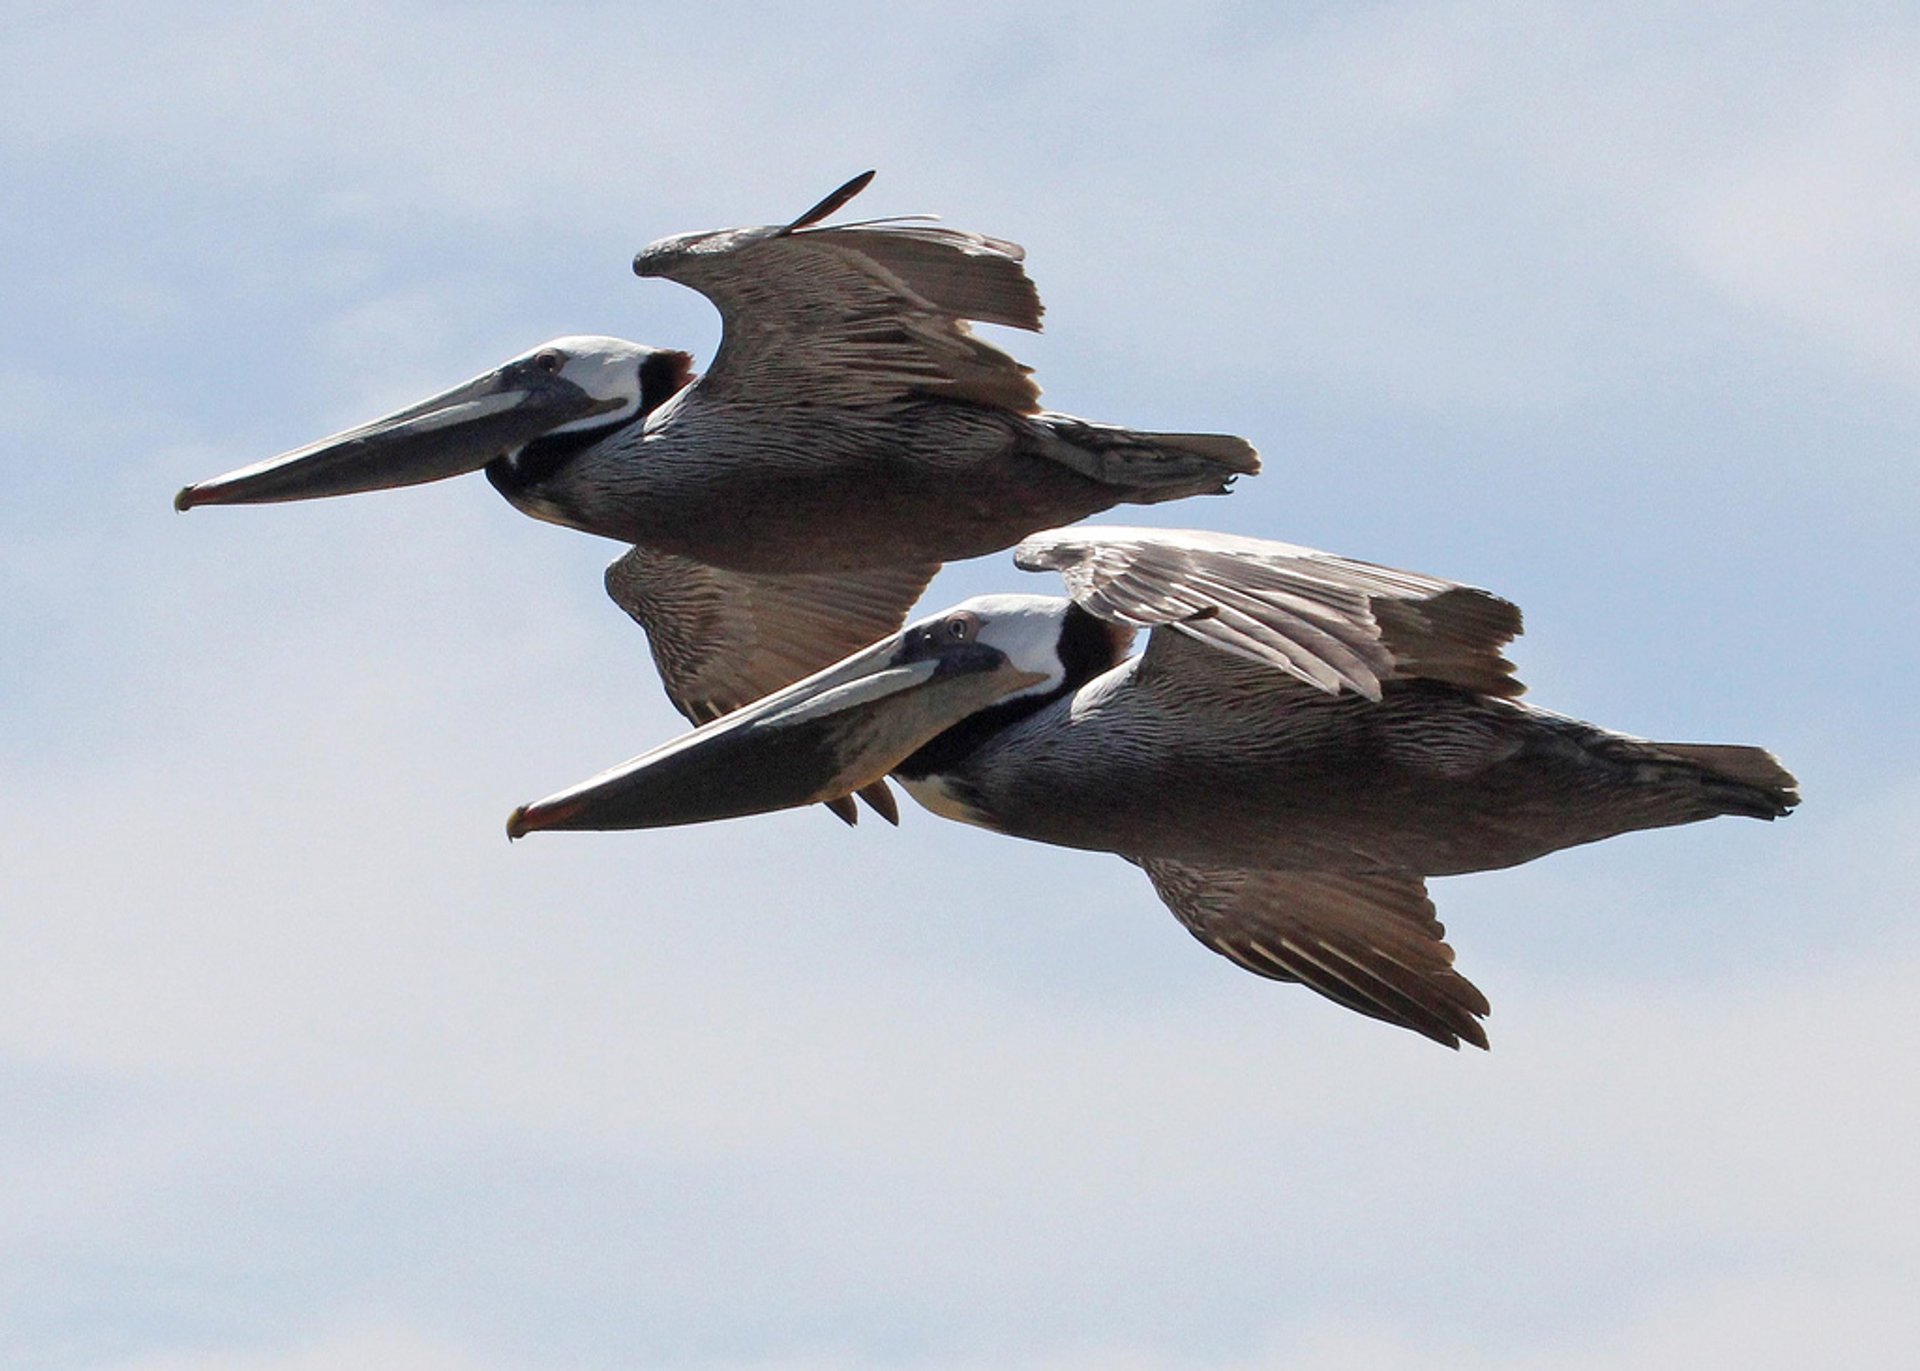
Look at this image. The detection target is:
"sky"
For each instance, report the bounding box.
[3,2,1917,1367]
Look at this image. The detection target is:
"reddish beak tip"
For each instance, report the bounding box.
[507,797,586,840]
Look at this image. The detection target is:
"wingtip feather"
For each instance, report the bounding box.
[784,170,878,234]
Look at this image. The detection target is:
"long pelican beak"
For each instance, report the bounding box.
[175,359,623,510]
[507,627,1047,838]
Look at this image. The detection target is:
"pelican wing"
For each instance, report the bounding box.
[1016,526,1523,699]
[604,546,940,725]
[1139,859,1491,1049]
[635,172,1044,412]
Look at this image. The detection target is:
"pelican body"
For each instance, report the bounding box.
[175,174,1258,741]
[893,645,1790,875]
[509,528,1799,1050]
[499,398,1239,576]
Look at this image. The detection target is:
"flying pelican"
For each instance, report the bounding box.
[505,527,1799,1049]
[173,174,1259,825]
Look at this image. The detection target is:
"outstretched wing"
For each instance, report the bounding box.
[1015,525,1523,700]
[604,546,940,725]
[634,171,1044,412]
[1138,859,1491,1049]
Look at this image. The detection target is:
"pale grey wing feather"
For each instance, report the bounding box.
[1138,859,1491,1050]
[635,212,1043,412]
[604,547,940,723]
[1015,526,1523,699]
[821,227,1042,330]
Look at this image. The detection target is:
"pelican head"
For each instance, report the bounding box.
[174,336,691,511]
[505,594,1115,838]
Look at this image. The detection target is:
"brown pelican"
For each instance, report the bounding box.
[174,174,1259,825]
[506,527,1799,1049]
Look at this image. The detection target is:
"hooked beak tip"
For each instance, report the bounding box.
[173,485,199,512]
[507,797,586,841]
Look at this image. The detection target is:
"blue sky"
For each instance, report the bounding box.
[4,3,1917,1368]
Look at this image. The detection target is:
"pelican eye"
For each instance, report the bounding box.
[532,349,565,374]
[943,614,976,642]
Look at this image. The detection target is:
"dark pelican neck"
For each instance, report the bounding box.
[486,413,638,495]
[896,603,1127,781]
[894,692,1059,781]
[485,349,694,502]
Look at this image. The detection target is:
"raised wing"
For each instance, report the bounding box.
[634,171,1044,412]
[605,547,940,725]
[1139,859,1491,1049]
[1015,525,1523,700]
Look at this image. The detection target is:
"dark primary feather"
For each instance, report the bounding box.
[782,170,877,232]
